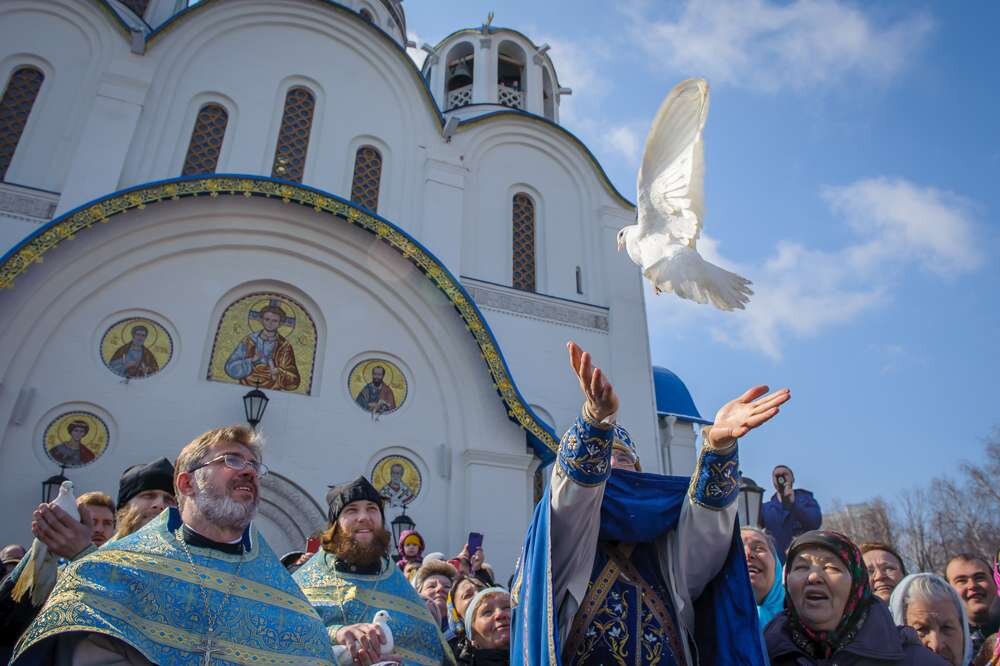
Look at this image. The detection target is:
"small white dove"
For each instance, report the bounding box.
[617,78,753,311]
[11,480,79,605]
[331,610,394,665]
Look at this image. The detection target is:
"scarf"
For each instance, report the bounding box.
[889,573,973,666]
[784,530,873,659]
[758,540,785,629]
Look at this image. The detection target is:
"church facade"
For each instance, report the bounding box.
[0,0,706,578]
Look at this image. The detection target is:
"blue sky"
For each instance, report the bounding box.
[407,1,1000,507]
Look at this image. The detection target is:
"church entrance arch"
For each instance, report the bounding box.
[256,470,326,557]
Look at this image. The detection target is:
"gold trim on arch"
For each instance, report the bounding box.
[0,176,558,452]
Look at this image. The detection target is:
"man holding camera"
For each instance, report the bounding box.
[761,464,822,563]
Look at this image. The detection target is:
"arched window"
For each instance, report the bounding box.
[445,42,474,110]
[181,103,228,176]
[271,87,315,182]
[512,192,535,291]
[497,41,526,110]
[121,0,150,17]
[0,67,45,181]
[350,146,382,212]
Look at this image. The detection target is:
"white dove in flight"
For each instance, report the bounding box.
[617,78,753,311]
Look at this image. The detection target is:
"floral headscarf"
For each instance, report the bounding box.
[784,530,874,659]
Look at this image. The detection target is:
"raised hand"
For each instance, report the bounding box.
[707,385,790,449]
[32,503,93,559]
[567,341,619,422]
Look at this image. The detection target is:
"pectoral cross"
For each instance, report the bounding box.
[194,631,227,665]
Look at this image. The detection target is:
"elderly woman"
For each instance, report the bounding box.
[863,542,908,603]
[454,587,511,665]
[765,530,949,665]
[413,559,457,632]
[889,573,972,666]
[742,526,785,631]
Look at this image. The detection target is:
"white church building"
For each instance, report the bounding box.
[0,0,710,578]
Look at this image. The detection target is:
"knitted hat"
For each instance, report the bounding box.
[463,587,511,640]
[612,423,641,471]
[325,476,384,523]
[117,457,175,509]
[413,559,457,593]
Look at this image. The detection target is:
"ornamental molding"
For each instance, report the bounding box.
[0,183,58,224]
[462,277,609,333]
[0,175,558,457]
[461,448,535,470]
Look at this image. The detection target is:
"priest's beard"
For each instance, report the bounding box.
[192,470,258,532]
[325,523,391,568]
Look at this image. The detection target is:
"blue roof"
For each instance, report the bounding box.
[652,366,712,425]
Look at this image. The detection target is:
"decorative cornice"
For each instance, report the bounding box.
[0,183,59,224]
[0,174,558,459]
[462,277,609,333]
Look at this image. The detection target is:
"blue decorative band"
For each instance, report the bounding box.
[689,446,740,510]
[558,416,613,486]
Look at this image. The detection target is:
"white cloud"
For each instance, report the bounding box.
[603,125,643,165]
[822,177,982,275]
[406,31,426,68]
[645,177,980,360]
[629,0,934,91]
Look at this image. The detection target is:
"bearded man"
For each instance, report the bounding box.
[294,477,454,666]
[11,426,333,665]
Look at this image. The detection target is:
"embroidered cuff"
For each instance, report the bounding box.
[558,415,614,487]
[688,444,740,510]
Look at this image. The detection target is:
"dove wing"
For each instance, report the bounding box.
[636,78,709,246]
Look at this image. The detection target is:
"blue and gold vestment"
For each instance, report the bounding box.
[511,414,765,666]
[294,552,455,666]
[11,508,334,665]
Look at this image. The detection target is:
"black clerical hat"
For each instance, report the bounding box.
[326,476,384,523]
[117,457,175,509]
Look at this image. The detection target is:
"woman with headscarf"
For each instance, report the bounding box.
[889,573,972,666]
[765,530,949,665]
[453,587,510,665]
[742,526,785,631]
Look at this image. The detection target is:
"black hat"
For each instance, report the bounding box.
[326,476,384,523]
[117,457,175,509]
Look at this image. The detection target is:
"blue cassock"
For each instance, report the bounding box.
[11,508,334,665]
[511,427,765,665]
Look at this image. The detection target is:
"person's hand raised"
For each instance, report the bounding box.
[706,385,790,450]
[32,503,93,559]
[567,341,618,422]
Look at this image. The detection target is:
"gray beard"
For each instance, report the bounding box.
[192,469,257,532]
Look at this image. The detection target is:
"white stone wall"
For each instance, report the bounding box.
[0,0,673,574]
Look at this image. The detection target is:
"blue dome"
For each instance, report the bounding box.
[652,366,711,425]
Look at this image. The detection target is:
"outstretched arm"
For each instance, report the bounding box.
[550,342,620,634]
[664,384,791,624]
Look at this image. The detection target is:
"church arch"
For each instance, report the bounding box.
[0,66,45,181]
[180,102,229,176]
[443,41,475,110]
[257,470,326,556]
[496,40,526,110]
[0,175,558,459]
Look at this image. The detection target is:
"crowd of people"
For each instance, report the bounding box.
[0,340,995,665]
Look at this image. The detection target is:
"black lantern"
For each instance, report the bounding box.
[42,467,68,504]
[737,476,765,527]
[390,511,416,555]
[242,382,269,431]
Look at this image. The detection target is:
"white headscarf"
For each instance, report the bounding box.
[463,587,510,645]
[888,572,973,666]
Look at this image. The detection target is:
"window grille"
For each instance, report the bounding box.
[512,193,536,291]
[181,104,228,176]
[0,67,44,181]
[271,87,315,182]
[350,146,382,212]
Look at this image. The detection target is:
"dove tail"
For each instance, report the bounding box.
[644,251,753,311]
[10,550,35,603]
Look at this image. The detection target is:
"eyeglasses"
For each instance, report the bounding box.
[189,453,269,477]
